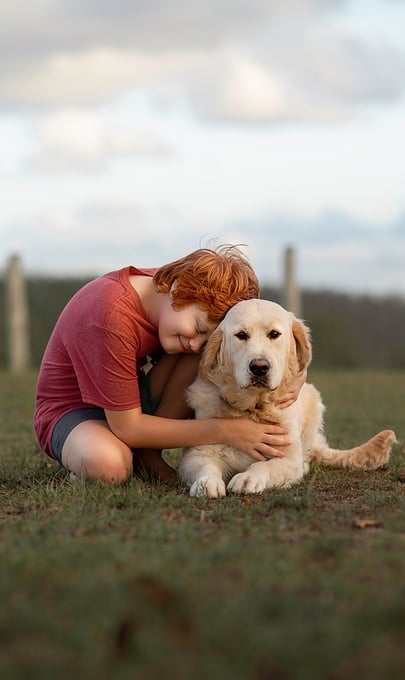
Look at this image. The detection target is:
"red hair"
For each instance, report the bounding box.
[153,245,259,323]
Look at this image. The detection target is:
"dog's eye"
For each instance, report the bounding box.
[268,330,281,340]
[235,331,249,341]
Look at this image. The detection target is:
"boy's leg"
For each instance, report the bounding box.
[61,419,133,483]
[58,354,200,485]
[149,353,199,417]
[133,354,200,483]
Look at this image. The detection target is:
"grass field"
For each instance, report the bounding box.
[1,370,405,679]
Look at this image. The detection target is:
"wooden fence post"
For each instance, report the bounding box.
[5,254,31,372]
[283,246,302,318]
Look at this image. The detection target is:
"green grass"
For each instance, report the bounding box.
[1,370,405,679]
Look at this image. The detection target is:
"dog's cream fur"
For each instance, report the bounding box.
[178,299,397,497]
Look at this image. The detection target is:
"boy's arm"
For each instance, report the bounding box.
[104,407,289,462]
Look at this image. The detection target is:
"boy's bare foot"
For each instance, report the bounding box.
[133,449,178,485]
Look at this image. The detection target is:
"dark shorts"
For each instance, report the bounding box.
[50,370,160,466]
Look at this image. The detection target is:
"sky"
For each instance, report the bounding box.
[1,0,405,297]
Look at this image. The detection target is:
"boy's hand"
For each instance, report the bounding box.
[275,369,307,410]
[221,419,290,462]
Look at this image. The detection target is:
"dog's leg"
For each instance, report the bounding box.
[227,451,305,495]
[188,463,227,498]
[309,429,397,470]
[178,449,227,498]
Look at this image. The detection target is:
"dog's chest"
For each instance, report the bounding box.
[190,378,281,423]
[208,388,279,423]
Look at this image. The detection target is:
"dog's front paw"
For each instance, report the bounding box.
[189,476,226,498]
[227,471,268,495]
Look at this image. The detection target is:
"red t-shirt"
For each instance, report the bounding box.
[34,266,160,460]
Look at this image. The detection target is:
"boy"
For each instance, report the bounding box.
[35,245,302,484]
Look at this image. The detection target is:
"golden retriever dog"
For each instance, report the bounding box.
[178,299,397,497]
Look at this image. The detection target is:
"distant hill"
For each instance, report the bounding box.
[261,285,405,369]
[1,276,405,369]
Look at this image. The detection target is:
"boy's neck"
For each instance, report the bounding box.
[129,274,166,327]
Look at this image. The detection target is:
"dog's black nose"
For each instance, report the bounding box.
[249,359,270,377]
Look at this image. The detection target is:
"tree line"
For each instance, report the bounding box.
[1,276,405,369]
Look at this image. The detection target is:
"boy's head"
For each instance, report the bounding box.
[154,245,260,323]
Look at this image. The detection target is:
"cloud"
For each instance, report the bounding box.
[241,210,405,295]
[1,0,404,123]
[26,108,172,172]
[1,194,197,260]
[0,1,338,57]
[0,48,178,107]
[3,192,404,296]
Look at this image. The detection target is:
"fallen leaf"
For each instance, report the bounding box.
[352,518,383,529]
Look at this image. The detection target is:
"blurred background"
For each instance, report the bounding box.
[1,0,405,369]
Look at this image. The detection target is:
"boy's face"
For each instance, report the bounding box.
[158,300,217,355]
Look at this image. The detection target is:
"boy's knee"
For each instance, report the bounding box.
[94,448,132,483]
[73,444,132,483]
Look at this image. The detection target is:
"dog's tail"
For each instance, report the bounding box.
[309,429,397,470]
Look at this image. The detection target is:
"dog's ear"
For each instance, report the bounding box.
[292,319,312,372]
[198,327,224,380]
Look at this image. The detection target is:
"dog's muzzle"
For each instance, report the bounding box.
[249,358,270,386]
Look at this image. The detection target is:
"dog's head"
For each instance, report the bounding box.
[199,299,311,398]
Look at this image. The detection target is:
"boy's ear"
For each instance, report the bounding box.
[199,327,223,380]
